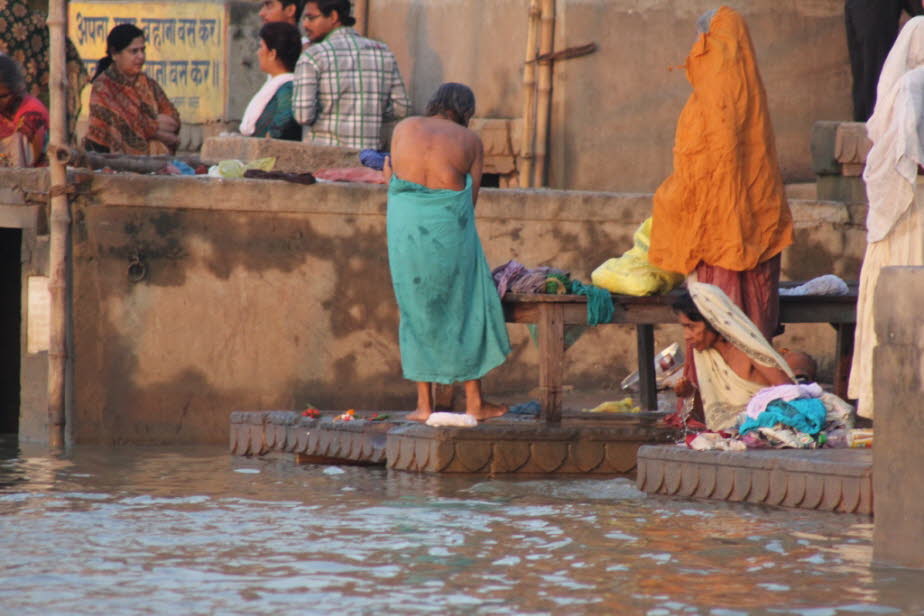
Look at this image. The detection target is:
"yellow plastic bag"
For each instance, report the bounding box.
[591,218,684,296]
[208,157,277,179]
[582,398,641,414]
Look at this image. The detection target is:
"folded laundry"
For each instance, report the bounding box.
[745,382,824,419]
[359,149,388,170]
[425,412,478,427]
[739,398,827,436]
[779,274,849,296]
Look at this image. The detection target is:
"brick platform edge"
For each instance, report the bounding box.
[636,445,873,515]
[230,411,679,474]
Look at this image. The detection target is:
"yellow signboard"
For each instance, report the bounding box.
[69,2,228,123]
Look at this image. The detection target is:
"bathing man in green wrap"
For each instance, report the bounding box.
[385,83,511,421]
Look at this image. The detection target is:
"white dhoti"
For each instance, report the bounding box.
[848,185,924,418]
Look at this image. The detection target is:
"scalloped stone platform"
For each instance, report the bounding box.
[230,410,679,474]
[636,445,873,515]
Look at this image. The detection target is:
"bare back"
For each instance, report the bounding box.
[388,116,484,205]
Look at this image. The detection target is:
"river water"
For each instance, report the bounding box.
[1,437,922,615]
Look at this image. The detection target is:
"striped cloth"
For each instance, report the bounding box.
[293,27,410,149]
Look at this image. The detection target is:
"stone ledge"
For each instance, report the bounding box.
[201,136,360,173]
[384,421,677,474]
[230,410,679,474]
[636,445,872,514]
[230,410,393,464]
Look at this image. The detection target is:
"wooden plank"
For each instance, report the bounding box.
[637,324,657,410]
[538,303,565,423]
[506,291,857,325]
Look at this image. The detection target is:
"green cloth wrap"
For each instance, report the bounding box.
[387,174,511,384]
[568,280,615,325]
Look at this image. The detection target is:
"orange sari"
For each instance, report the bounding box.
[649,6,792,276]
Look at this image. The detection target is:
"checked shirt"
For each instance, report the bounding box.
[293,27,410,149]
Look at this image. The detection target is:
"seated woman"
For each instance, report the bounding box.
[0,55,49,167]
[84,24,180,155]
[673,282,795,431]
[239,22,301,140]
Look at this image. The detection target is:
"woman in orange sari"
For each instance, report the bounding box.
[0,54,49,167]
[650,7,793,405]
[84,24,180,155]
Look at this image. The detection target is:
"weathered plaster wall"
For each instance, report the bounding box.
[369,0,851,191]
[32,173,862,445]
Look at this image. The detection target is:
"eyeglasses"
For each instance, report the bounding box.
[302,13,323,21]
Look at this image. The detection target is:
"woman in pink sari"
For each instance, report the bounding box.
[0,54,49,167]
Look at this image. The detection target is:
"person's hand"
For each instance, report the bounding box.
[157,114,179,135]
[673,377,694,399]
[155,130,180,147]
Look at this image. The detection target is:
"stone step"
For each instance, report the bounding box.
[636,445,872,515]
[230,410,679,475]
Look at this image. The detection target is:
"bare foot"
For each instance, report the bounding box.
[405,409,432,422]
[466,401,508,421]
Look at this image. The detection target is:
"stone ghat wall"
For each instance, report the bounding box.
[370,0,850,191]
[6,171,866,444]
[218,0,852,192]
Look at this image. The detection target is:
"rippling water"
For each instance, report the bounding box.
[1,437,922,615]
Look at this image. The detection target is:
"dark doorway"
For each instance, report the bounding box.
[0,228,21,435]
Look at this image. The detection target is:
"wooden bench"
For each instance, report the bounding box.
[502,285,858,423]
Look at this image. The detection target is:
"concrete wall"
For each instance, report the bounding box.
[370,0,852,191]
[873,267,924,570]
[27,1,855,189]
[3,168,866,445]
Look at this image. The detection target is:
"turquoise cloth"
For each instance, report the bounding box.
[738,398,827,436]
[567,280,614,325]
[387,174,511,384]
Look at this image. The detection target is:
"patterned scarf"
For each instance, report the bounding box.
[84,64,180,155]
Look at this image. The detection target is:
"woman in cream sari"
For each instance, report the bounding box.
[848,17,924,419]
[674,282,795,431]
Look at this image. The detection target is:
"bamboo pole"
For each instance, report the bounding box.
[354,0,369,36]
[46,0,70,450]
[534,0,555,187]
[518,0,541,188]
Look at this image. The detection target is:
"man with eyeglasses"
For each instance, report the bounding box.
[293,0,410,149]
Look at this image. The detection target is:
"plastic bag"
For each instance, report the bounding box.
[208,157,276,179]
[590,218,684,296]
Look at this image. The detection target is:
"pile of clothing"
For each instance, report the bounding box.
[492,260,614,325]
[687,382,855,451]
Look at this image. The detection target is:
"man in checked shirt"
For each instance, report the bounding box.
[293,0,410,149]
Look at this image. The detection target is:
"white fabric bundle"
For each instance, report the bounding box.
[778,274,849,296]
[863,17,924,243]
[424,412,478,428]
